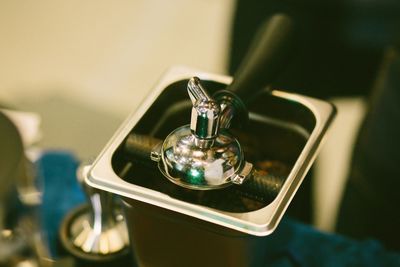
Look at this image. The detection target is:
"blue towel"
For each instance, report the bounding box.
[37,151,86,257]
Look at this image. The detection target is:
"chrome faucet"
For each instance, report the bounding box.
[150,77,253,190]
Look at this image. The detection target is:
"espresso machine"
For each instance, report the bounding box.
[60,14,336,267]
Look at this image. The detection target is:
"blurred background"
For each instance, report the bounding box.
[0,0,234,157]
[0,0,398,238]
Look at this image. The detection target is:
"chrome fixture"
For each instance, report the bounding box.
[59,165,129,261]
[150,77,252,190]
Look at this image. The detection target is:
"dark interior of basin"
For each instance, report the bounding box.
[111,79,316,213]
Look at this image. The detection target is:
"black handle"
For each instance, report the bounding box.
[227,13,295,100]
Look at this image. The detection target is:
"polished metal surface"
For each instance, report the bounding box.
[87,66,336,236]
[155,125,249,190]
[151,77,253,189]
[66,165,128,255]
[187,77,220,140]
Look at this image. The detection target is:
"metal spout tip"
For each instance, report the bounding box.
[187,77,220,140]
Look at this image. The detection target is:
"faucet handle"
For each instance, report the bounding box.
[187,77,220,140]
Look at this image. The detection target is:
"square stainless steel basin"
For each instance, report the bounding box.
[86,66,335,266]
[88,65,335,235]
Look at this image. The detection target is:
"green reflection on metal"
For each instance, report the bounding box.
[187,168,204,185]
[196,115,208,138]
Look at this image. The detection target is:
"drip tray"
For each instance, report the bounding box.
[87,66,335,236]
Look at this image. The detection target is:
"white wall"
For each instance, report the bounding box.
[0,0,235,156]
[0,0,235,117]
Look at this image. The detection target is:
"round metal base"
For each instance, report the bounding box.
[59,204,130,262]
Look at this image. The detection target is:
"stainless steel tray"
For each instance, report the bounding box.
[87,66,335,236]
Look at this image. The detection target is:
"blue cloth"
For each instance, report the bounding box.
[264,219,400,266]
[37,151,85,257]
[37,151,400,266]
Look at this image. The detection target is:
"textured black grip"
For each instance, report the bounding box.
[228,13,295,100]
[239,170,285,201]
[124,133,161,166]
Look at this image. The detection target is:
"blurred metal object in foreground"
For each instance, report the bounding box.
[59,165,130,265]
